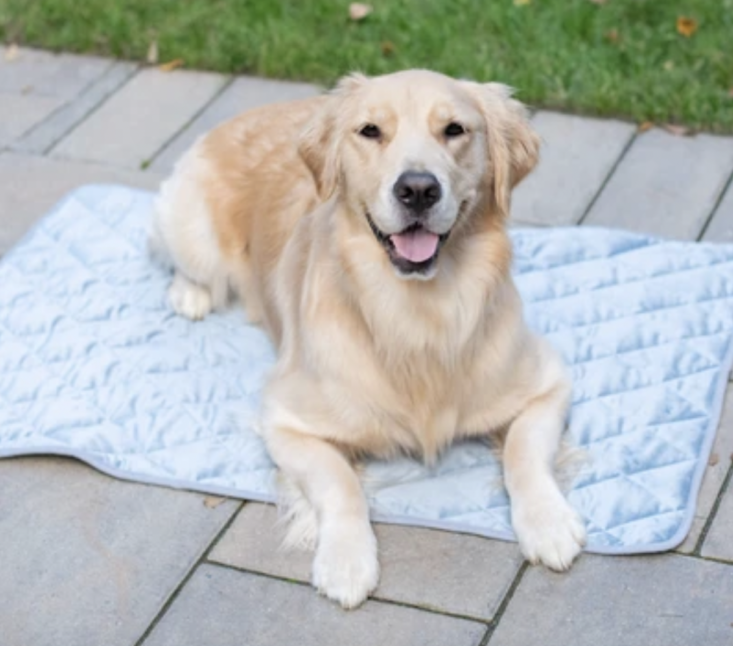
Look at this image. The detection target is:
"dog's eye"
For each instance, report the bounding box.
[359,124,381,139]
[444,122,466,138]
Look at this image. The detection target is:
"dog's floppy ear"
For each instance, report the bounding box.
[298,73,369,200]
[463,82,540,216]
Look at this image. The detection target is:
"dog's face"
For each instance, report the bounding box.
[299,70,539,280]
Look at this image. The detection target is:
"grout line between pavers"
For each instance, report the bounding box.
[142,75,235,171]
[576,131,638,226]
[46,66,142,157]
[131,500,245,646]
[202,558,493,625]
[692,459,733,555]
[697,167,733,241]
[478,561,529,646]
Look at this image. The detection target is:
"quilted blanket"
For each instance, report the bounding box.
[1,185,732,554]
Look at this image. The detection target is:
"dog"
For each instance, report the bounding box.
[151,69,586,609]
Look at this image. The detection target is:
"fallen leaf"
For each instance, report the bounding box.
[663,123,690,136]
[380,41,396,56]
[728,88,733,98]
[159,58,184,72]
[708,452,720,467]
[663,60,674,71]
[637,121,654,133]
[514,0,531,5]
[203,495,228,509]
[349,3,372,20]
[676,16,698,37]
[605,28,619,43]
[147,40,159,65]
[4,43,19,61]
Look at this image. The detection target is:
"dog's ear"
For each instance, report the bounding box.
[298,73,369,200]
[462,82,540,216]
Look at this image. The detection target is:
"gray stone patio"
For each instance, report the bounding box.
[1,47,732,645]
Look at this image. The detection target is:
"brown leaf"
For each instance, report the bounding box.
[676,16,698,38]
[159,58,184,72]
[708,452,720,467]
[728,88,733,98]
[349,3,372,20]
[637,121,654,133]
[203,495,228,509]
[663,123,690,137]
[380,41,396,56]
[147,40,159,65]
[605,29,619,43]
[4,43,19,61]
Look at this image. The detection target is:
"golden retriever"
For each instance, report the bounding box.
[151,69,586,609]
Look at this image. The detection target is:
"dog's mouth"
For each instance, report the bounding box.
[366,213,450,275]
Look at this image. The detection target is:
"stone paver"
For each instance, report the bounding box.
[152,76,321,172]
[0,47,112,148]
[0,152,163,255]
[677,385,733,553]
[584,129,733,240]
[210,502,522,619]
[12,61,138,154]
[0,457,239,646]
[51,68,228,168]
[703,177,733,243]
[490,555,733,646]
[142,564,487,646]
[511,112,634,226]
[702,471,733,562]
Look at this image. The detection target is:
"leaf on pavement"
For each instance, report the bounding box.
[637,121,654,133]
[159,58,184,72]
[663,124,690,137]
[203,495,228,509]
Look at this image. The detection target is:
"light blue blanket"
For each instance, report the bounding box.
[1,185,732,554]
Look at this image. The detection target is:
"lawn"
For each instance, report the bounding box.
[2,0,732,132]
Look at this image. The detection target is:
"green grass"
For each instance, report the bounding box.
[2,0,732,131]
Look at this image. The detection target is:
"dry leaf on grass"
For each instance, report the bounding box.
[349,3,372,20]
[728,88,733,98]
[708,453,720,467]
[380,41,396,56]
[637,121,654,133]
[676,16,698,37]
[159,58,184,72]
[4,43,19,61]
[605,28,619,43]
[147,40,159,65]
[514,0,532,5]
[663,123,690,137]
[203,495,228,509]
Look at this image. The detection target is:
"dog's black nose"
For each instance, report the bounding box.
[393,172,442,212]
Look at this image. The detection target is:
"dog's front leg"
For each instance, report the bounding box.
[266,427,379,609]
[503,381,587,571]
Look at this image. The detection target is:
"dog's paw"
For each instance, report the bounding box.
[312,520,379,609]
[168,273,212,321]
[512,491,586,571]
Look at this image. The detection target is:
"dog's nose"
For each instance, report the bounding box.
[393,172,442,212]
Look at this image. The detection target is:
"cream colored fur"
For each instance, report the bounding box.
[152,69,586,609]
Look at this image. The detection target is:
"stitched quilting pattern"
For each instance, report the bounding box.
[1,185,732,553]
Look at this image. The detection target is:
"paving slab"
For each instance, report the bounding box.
[0,152,163,256]
[152,76,321,172]
[0,47,112,148]
[583,129,733,240]
[490,554,733,646]
[0,457,239,646]
[142,564,487,646]
[209,502,522,619]
[703,177,733,243]
[677,384,733,553]
[702,471,733,562]
[51,68,228,168]
[511,112,634,226]
[12,61,138,154]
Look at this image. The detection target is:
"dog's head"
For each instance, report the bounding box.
[299,70,539,280]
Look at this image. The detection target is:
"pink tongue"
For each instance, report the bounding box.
[389,229,440,263]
